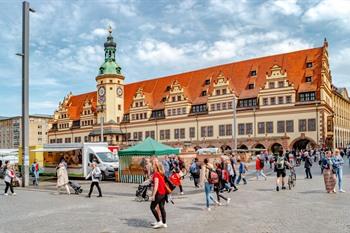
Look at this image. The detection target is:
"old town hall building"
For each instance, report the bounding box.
[48,28,350,153]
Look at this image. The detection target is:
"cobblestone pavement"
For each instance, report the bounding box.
[1,163,350,233]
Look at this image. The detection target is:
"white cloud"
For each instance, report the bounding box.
[137,39,185,65]
[139,23,156,31]
[161,24,182,35]
[303,0,350,29]
[101,0,138,17]
[267,0,302,16]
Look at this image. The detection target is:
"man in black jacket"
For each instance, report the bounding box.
[304,152,313,179]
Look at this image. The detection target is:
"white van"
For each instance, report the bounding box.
[33,143,119,179]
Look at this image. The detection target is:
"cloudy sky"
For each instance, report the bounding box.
[0,0,349,116]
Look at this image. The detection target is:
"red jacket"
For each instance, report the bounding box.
[256,158,261,170]
[170,172,182,186]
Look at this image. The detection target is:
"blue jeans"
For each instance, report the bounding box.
[336,168,343,190]
[204,182,214,208]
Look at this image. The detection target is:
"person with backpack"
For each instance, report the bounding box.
[86,162,102,198]
[236,159,248,185]
[304,151,313,179]
[275,150,290,191]
[256,153,267,181]
[229,154,238,186]
[31,159,40,186]
[170,168,184,195]
[3,162,16,196]
[201,158,216,211]
[150,159,168,229]
[189,158,200,188]
[213,163,231,205]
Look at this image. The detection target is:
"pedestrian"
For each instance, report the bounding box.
[321,151,336,193]
[275,151,290,191]
[213,163,231,205]
[150,159,167,229]
[4,162,16,196]
[304,152,313,179]
[189,158,200,188]
[229,154,238,186]
[86,162,102,197]
[170,168,184,195]
[201,158,216,211]
[31,159,40,186]
[256,153,267,181]
[56,162,70,195]
[333,149,345,193]
[162,156,171,178]
[226,159,238,191]
[236,159,248,185]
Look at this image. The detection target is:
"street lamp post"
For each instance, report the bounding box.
[17,1,35,187]
[232,96,237,152]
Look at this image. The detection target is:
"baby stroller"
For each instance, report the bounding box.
[287,167,296,190]
[69,181,83,194]
[135,179,152,202]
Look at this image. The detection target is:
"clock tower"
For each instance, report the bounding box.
[96,26,124,124]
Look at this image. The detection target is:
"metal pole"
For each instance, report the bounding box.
[100,116,104,142]
[316,103,319,148]
[21,1,33,187]
[232,96,237,151]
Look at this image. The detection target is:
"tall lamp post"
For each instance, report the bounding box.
[16,1,35,187]
[232,96,238,152]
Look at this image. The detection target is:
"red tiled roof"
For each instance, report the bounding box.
[66,91,97,120]
[63,46,324,120]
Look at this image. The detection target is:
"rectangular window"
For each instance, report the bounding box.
[277,121,285,133]
[299,92,316,102]
[286,120,294,132]
[201,91,207,96]
[216,89,221,96]
[172,109,176,115]
[228,102,232,109]
[211,104,215,111]
[263,98,268,106]
[299,119,307,132]
[138,132,143,140]
[219,125,225,136]
[306,62,312,68]
[201,126,207,137]
[251,70,257,76]
[246,123,253,135]
[174,129,180,139]
[177,96,182,101]
[238,123,245,135]
[258,122,265,134]
[65,138,71,143]
[180,128,185,139]
[278,96,284,104]
[182,107,186,114]
[189,127,195,138]
[160,130,165,140]
[216,103,221,111]
[222,102,227,110]
[222,89,227,95]
[118,105,121,110]
[133,132,138,140]
[226,124,232,136]
[248,84,254,89]
[269,82,275,89]
[177,108,181,115]
[308,119,316,131]
[84,136,89,142]
[207,126,213,137]
[266,122,273,134]
[172,96,176,102]
[167,109,171,116]
[286,96,292,104]
[165,129,170,139]
[74,137,81,143]
[306,76,312,82]
[270,97,276,105]
[278,81,284,88]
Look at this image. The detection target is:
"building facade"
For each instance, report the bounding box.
[332,87,350,148]
[0,115,52,149]
[48,29,349,153]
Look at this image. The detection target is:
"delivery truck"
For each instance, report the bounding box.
[32,143,119,179]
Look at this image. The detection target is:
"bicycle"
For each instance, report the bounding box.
[288,166,296,190]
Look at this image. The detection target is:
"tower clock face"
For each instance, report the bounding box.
[98,86,106,97]
[116,87,123,96]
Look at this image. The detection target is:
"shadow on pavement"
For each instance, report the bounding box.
[120,218,150,228]
[298,190,325,194]
[177,206,203,211]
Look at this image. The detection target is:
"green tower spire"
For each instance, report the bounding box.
[99,26,122,75]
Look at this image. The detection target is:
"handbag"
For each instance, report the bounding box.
[164,175,176,194]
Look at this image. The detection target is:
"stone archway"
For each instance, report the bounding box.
[270,143,283,155]
[290,137,317,151]
[253,143,266,155]
[238,144,248,150]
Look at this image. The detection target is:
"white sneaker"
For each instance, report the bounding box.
[152,222,164,229]
[163,224,167,228]
[12,193,16,196]
[4,193,8,196]
[207,207,211,211]
[150,222,157,226]
[180,192,184,195]
[227,198,231,204]
[340,189,346,193]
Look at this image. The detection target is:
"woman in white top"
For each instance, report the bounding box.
[86,162,102,198]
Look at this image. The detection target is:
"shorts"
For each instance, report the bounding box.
[276,170,286,178]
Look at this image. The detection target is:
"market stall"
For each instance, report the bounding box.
[118,137,180,183]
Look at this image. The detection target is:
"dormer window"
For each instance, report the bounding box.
[205,79,210,85]
[216,89,221,95]
[172,96,176,102]
[222,89,227,95]
[177,96,182,101]
[135,102,139,107]
[306,62,312,68]
[278,81,284,88]
[139,101,143,107]
[250,70,257,76]
[162,97,166,102]
[269,82,275,89]
[248,84,254,89]
[306,76,312,82]
[201,91,207,96]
